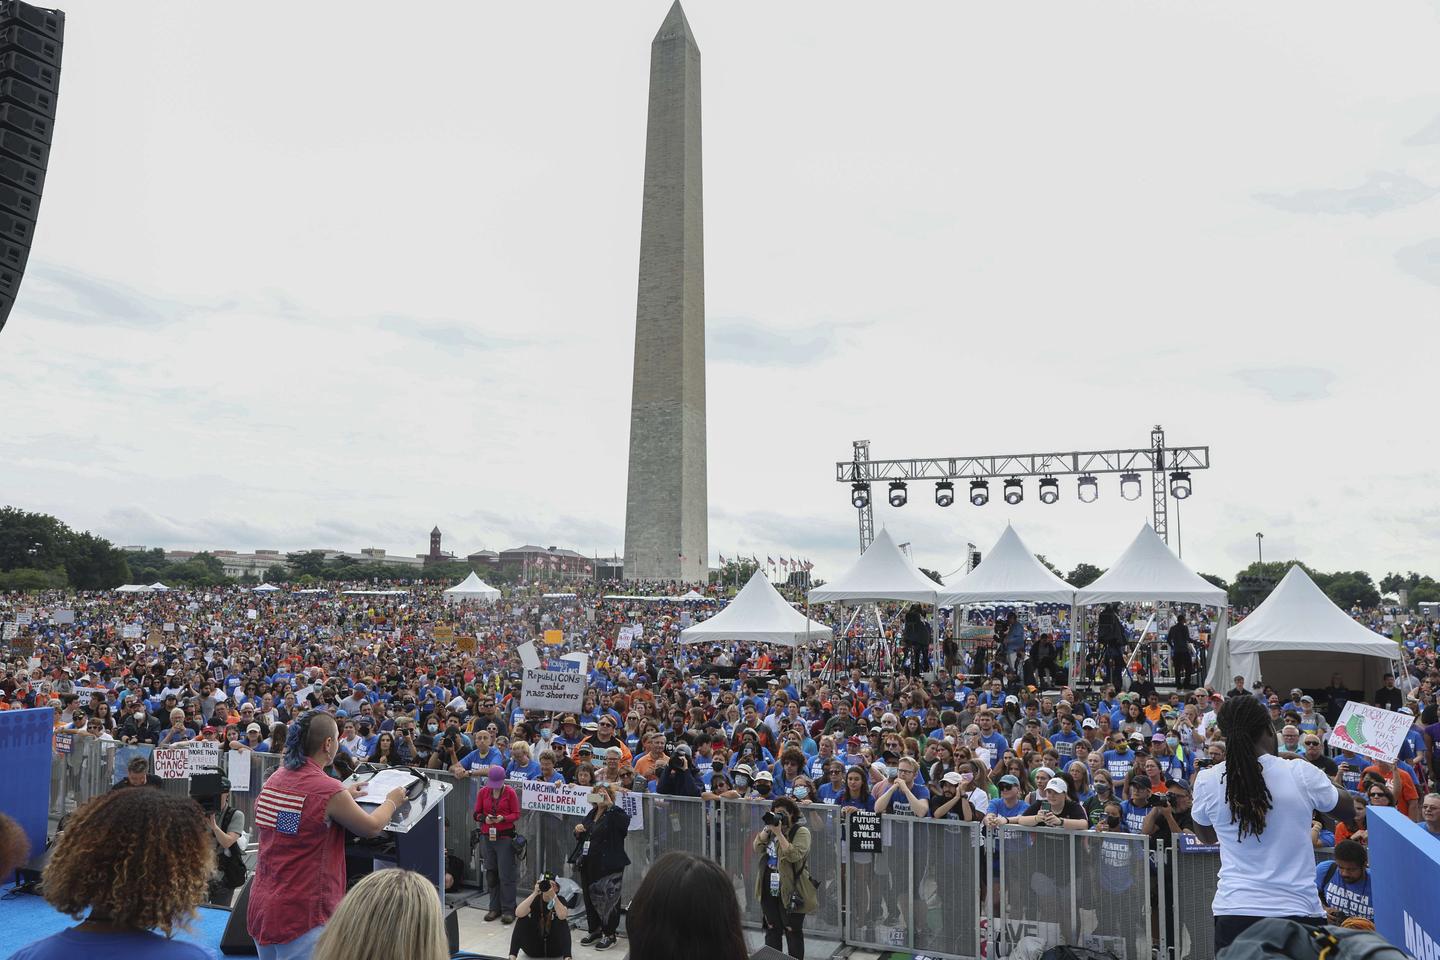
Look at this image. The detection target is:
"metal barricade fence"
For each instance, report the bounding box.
[713,798,845,943]
[48,735,116,822]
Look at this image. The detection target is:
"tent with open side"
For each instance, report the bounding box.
[1208,565,1399,694]
[443,571,501,603]
[681,570,832,647]
[938,525,1075,606]
[807,527,942,605]
[1076,523,1229,687]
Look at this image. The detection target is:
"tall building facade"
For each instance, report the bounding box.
[623,2,708,583]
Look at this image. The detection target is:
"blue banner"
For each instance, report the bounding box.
[1369,807,1440,958]
[0,708,55,872]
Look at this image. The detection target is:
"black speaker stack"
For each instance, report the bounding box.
[0,0,63,334]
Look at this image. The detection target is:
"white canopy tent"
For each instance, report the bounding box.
[114,584,151,593]
[677,589,708,602]
[443,571,501,603]
[938,524,1078,671]
[252,583,281,593]
[681,570,832,647]
[1209,565,1399,694]
[1076,524,1229,688]
[808,528,942,605]
[149,582,170,592]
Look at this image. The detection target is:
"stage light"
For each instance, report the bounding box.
[1038,477,1059,504]
[851,482,870,509]
[1077,474,1099,503]
[969,480,989,506]
[935,481,955,507]
[1169,471,1192,500]
[1003,477,1023,505]
[1120,472,1142,501]
[888,480,908,508]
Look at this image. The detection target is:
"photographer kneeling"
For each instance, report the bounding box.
[508,875,573,960]
[751,795,817,959]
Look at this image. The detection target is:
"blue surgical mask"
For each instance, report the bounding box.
[1165,737,1178,749]
[794,786,809,799]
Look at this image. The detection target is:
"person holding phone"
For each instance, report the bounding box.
[474,764,521,924]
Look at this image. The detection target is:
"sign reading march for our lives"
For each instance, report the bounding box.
[520,668,585,713]
[1328,701,1412,764]
[520,780,643,831]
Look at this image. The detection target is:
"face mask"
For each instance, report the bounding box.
[960,772,974,783]
[1097,783,1111,795]
[427,724,438,733]
[540,729,553,740]
[1165,737,1178,749]
[735,776,750,788]
[757,782,772,795]
[1106,814,1122,828]
[134,711,145,720]
[794,786,809,799]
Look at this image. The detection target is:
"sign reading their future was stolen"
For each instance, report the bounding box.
[849,811,883,853]
[1328,701,1413,764]
[520,668,585,713]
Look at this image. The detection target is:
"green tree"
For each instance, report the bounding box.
[1067,563,1105,588]
[0,566,69,590]
[66,531,131,589]
[1198,572,1229,592]
[1034,555,1064,578]
[1321,571,1380,610]
[286,550,330,578]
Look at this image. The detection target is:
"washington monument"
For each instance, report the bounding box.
[623,2,708,583]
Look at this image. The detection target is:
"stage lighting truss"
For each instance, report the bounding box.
[888,480,908,508]
[935,481,955,507]
[1003,477,1023,505]
[1119,472,1142,501]
[969,479,989,506]
[851,482,870,509]
[1169,471,1192,500]
[1038,476,1060,504]
[1077,474,1099,503]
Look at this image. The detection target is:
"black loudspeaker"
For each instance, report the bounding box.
[0,0,62,334]
[219,877,258,956]
[750,948,794,960]
[443,904,459,956]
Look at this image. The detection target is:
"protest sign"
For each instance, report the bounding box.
[517,640,541,670]
[520,780,643,830]
[549,659,581,673]
[560,652,589,675]
[227,751,252,792]
[54,609,74,625]
[457,635,477,652]
[148,629,165,648]
[520,668,585,713]
[1328,701,1413,763]
[122,623,142,639]
[615,633,632,650]
[246,609,258,621]
[617,789,644,830]
[15,612,32,626]
[1,622,16,641]
[53,732,73,755]
[849,810,883,852]
[163,622,175,632]
[433,624,454,641]
[185,741,222,775]
[543,629,564,646]
[154,747,190,779]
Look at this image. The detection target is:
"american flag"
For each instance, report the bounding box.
[255,786,306,835]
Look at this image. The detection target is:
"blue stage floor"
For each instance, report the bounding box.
[0,884,233,958]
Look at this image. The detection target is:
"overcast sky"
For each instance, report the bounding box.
[4,1,1440,583]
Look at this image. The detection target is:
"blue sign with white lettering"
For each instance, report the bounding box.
[1369,808,1440,958]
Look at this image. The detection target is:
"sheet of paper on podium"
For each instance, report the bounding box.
[356,768,422,805]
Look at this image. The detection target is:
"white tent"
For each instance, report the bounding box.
[1210,565,1399,693]
[938,525,1075,605]
[115,584,150,593]
[681,570,832,647]
[808,528,942,604]
[1076,525,1227,606]
[149,582,170,592]
[677,589,708,602]
[443,571,501,602]
[252,583,281,593]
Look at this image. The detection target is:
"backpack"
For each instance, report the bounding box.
[217,807,248,889]
[1219,918,1406,960]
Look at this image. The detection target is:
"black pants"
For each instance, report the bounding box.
[1214,914,1323,952]
[760,887,804,959]
[580,866,622,936]
[1173,655,1194,688]
[508,911,572,958]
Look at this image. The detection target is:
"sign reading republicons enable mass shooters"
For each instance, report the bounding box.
[1328,701,1413,764]
[520,668,585,713]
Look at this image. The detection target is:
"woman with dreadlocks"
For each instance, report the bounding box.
[1192,693,1355,950]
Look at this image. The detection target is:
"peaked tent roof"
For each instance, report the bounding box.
[938,525,1075,605]
[149,582,170,592]
[1229,566,1397,657]
[443,571,501,600]
[682,570,832,646]
[1076,524,1226,606]
[808,527,942,604]
[252,583,281,593]
[677,590,708,601]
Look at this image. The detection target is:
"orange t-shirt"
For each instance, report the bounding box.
[1363,765,1419,816]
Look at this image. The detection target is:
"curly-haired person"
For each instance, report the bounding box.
[8,788,214,959]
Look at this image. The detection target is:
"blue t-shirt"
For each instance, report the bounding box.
[883,782,931,816]
[1316,861,1373,920]
[506,759,542,780]
[9,928,211,960]
[460,746,504,770]
[817,781,845,804]
[1102,749,1136,782]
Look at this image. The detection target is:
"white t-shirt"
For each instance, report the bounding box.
[1192,753,1338,918]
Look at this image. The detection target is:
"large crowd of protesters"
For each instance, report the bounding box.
[4,576,1440,955]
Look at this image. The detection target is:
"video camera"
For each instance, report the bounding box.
[190,772,228,815]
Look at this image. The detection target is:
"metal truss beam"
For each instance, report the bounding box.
[835,445,1209,483]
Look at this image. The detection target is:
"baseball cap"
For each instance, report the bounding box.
[577,742,594,755]
[246,723,262,735]
[998,774,1021,788]
[733,763,755,778]
[582,722,599,732]
[1128,732,1144,742]
[1082,718,1097,728]
[1004,695,1019,705]
[1151,732,1166,742]
[1300,695,1314,703]
[1129,772,1152,787]
[755,770,774,783]
[942,771,964,785]
[1044,778,1068,794]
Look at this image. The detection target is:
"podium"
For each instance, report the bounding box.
[342,771,453,897]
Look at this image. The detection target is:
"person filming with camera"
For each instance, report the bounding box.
[657,741,704,797]
[507,874,573,960]
[752,795,817,959]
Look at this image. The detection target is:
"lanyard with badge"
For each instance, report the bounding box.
[767,838,780,896]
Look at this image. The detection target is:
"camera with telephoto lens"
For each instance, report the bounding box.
[762,810,788,827]
[1148,793,1171,808]
[538,873,555,893]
